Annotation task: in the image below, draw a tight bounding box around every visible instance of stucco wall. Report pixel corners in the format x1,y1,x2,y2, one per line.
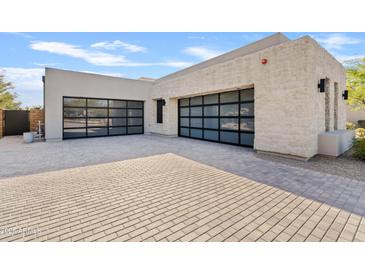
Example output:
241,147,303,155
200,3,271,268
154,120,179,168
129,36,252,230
44,68,153,141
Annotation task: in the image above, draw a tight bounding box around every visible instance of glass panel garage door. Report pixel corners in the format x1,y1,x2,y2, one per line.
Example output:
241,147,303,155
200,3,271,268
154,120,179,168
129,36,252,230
63,96,144,139
178,88,254,147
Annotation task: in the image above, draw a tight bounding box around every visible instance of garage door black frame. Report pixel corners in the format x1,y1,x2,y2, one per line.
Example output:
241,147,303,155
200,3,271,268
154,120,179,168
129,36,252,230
178,88,254,148
63,96,144,140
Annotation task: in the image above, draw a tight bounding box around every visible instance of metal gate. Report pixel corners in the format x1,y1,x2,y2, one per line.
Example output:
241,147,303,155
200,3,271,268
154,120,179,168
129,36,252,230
4,110,30,136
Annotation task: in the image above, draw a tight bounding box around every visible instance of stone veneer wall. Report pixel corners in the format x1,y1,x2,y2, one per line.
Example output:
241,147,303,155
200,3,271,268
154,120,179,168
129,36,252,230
29,109,44,132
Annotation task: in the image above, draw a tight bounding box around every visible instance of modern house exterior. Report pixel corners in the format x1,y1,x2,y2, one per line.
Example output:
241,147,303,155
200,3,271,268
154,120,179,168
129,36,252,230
44,33,349,160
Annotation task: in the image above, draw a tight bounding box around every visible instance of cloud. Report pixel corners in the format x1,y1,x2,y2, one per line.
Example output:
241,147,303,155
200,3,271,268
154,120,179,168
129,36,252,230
7,32,34,39
157,61,193,68
80,70,127,78
34,62,59,67
315,33,361,50
29,41,191,68
187,36,206,40
0,67,44,91
30,41,128,66
183,46,222,61
334,54,365,66
91,40,146,53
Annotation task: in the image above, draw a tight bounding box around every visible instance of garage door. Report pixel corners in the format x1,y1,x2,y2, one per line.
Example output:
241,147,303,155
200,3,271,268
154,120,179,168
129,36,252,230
63,96,144,139
178,88,254,147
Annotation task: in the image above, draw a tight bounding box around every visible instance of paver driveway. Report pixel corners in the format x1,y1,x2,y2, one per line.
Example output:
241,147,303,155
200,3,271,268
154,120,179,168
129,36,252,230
0,135,365,241
0,153,364,242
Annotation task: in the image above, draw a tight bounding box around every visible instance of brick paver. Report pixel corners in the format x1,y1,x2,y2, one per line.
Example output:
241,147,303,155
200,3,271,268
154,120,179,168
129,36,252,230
0,153,363,242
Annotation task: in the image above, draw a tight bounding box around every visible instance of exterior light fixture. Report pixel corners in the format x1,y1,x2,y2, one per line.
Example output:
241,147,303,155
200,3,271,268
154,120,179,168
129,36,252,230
342,90,348,100
261,58,268,64
318,79,326,93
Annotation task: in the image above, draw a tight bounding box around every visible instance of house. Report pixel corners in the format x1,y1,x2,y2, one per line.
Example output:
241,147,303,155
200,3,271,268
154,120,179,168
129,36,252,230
44,33,349,160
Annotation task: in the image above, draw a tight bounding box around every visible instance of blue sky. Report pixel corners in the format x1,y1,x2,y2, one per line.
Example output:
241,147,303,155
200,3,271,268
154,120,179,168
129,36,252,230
1,32,364,107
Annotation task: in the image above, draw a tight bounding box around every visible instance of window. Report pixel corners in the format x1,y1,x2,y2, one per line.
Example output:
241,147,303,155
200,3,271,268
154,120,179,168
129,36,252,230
157,99,164,123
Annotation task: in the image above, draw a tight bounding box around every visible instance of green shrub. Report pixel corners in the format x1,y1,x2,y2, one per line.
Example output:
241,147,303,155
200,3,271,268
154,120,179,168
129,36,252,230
353,138,365,160
355,128,365,139
353,128,365,160
346,122,357,130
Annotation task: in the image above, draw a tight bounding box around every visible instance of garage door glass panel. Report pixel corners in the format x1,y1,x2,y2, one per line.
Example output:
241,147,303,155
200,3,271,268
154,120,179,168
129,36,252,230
109,100,126,108
88,99,107,107
180,127,189,136
240,133,254,146
87,128,108,137
64,118,86,128
64,98,86,107
128,101,143,108
87,108,108,117
180,118,189,127
220,132,239,144
128,126,143,134
180,98,189,106
204,130,218,141
240,89,254,101
220,91,238,103
109,118,126,126
220,118,238,131
190,129,202,138
87,118,108,127
240,103,254,116
220,104,239,116
128,109,143,117
64,128,86,138
128,118,143,126
180,107,189,116
64,108,86,118
204,118,218,129
190,118,202,128
203,94,218,104
178,88,254,147
110,108,127,117
240,118,254,131
190,107,202,116
190,96,202,106
204,105,218,116
109,127,126,135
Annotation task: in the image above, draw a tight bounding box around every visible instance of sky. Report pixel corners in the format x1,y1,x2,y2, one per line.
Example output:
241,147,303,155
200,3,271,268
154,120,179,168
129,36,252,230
0,32,364,107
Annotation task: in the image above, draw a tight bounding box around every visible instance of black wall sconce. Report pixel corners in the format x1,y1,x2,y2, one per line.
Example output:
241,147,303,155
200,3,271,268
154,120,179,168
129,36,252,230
161,99,166,106
342,90,348,100
318,79,326,93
